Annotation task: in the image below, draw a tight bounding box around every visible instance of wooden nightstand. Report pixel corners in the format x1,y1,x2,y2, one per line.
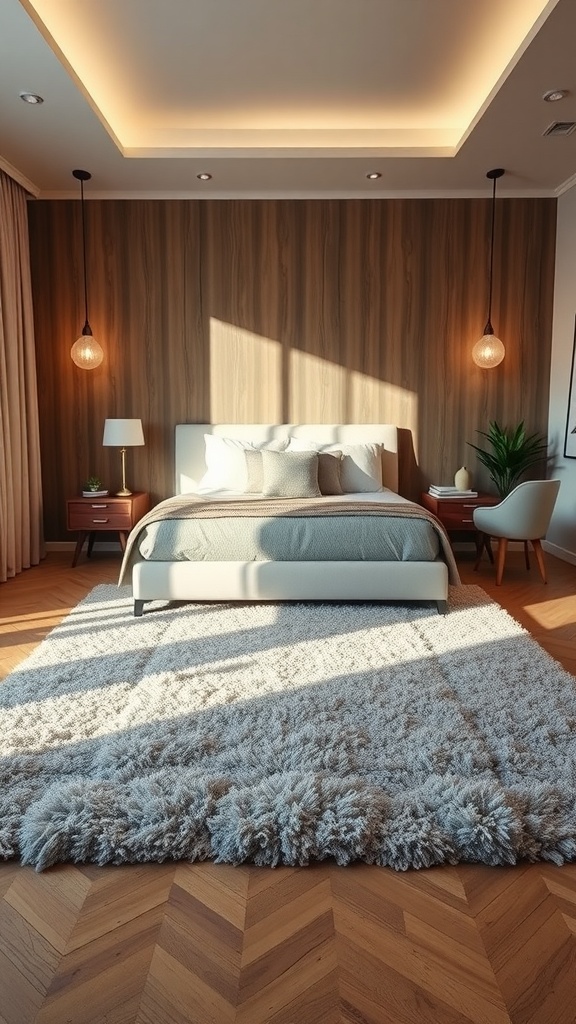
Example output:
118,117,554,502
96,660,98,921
421,491,501,559
67,491,150,567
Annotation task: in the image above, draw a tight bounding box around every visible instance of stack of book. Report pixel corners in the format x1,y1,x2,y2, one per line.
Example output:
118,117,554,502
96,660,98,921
428,484,478,498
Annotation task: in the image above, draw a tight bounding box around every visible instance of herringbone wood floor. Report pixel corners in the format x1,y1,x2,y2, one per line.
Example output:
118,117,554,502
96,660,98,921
1,548,576,1024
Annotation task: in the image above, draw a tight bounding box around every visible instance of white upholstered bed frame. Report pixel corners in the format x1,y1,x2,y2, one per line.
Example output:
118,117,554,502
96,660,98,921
131,424,449,614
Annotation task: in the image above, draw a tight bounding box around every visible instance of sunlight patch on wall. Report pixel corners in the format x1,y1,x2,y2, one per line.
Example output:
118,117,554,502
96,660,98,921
289,351,417,440
289,350,347,422
209,321,417,440
210,318,281,422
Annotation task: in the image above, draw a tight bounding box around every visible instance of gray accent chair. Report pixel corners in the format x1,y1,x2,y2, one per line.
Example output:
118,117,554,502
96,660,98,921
473,479,561,586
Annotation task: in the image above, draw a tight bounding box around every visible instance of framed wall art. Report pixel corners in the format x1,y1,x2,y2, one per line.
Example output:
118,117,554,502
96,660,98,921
564,316,576,459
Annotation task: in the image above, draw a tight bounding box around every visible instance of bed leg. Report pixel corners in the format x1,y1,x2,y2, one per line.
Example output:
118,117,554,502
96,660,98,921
134,600,145,617
436,600,448,615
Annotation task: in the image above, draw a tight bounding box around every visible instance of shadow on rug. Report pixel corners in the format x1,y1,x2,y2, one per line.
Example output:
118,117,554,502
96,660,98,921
2,584,576,871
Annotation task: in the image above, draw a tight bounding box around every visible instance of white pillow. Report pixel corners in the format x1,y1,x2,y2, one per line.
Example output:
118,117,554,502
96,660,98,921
287,438,383,492
199,435,287,492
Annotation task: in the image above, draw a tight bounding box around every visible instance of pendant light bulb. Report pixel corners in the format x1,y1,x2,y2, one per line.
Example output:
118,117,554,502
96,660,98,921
472,319,505,368
71,326,104,369
473,168,505,369
472,333,505,369
71,169,103,370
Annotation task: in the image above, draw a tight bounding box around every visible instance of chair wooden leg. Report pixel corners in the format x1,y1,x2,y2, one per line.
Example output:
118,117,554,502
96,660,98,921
495,538,508,586
524,541,530,570
531,538,548,583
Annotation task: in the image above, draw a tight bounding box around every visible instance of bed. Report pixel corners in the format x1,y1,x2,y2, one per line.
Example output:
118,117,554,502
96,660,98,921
121,424,459,615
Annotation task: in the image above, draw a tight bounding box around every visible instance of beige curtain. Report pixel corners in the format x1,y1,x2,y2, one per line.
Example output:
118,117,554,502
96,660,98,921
0,170,44,582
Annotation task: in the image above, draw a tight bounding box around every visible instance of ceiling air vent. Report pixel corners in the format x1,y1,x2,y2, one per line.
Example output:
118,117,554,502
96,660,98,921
543,121,576,136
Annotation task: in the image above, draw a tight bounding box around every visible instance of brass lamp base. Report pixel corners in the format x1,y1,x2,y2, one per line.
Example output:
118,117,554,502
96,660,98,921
115,447,133,497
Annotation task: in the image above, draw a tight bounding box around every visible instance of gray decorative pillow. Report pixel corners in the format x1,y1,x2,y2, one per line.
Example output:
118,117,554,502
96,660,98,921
261,450,321,498
317,451,343,495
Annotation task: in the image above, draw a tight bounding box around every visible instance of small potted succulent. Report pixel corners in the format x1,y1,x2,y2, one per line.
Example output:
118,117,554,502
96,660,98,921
82,475,108,498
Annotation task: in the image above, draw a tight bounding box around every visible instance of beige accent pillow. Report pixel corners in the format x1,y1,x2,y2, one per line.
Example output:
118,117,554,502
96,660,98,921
317,451,344,495
246,448,342,495
260,450,321,498
245,449,264,493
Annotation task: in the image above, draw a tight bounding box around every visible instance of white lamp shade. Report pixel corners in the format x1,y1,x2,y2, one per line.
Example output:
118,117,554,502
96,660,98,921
472,333,505,369
71,333,104,369
102,418,145,447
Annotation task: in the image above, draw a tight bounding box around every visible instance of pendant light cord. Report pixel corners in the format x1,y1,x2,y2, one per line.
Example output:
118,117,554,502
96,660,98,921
80,176,90,332
487,173,496,326
72,169,93,335
483,168,504,335
72,170,92,332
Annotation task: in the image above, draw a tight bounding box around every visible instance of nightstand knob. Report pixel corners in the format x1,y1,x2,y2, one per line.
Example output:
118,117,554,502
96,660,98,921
91,518,109,524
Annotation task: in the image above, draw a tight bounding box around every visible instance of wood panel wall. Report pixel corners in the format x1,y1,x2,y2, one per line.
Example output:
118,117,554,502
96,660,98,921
27,198,556,540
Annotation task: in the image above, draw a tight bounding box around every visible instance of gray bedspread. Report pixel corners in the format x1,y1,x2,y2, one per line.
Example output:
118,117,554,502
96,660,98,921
137,511,440,563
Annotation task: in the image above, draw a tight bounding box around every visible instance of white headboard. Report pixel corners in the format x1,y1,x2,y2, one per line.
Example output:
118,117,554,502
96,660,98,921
175,424,399,494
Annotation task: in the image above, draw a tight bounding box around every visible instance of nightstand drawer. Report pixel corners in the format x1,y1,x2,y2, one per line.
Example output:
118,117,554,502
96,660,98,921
439,502,485,528
68,509,134,530
67,499,132,516
440,511,477,528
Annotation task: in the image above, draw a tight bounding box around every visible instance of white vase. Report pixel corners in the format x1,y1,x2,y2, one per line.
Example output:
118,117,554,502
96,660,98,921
454,466,471,490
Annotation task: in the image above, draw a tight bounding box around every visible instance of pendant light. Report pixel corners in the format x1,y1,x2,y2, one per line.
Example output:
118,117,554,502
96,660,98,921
70,169,104,369
472,167,505,369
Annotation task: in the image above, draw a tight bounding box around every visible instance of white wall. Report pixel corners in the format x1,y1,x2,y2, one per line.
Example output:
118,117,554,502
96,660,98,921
546,184,576,563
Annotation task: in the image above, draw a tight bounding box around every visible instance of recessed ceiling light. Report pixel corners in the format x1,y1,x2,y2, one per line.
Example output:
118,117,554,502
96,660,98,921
197,172,212,181
366,172,381,180
19,91,44,104
543,89,568,102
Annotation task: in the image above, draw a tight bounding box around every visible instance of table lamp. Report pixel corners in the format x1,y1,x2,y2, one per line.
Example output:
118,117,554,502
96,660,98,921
102,418,144,496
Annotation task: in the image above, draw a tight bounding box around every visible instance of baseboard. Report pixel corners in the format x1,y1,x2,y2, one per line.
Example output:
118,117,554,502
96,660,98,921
45,541,122,553
541,540,576,566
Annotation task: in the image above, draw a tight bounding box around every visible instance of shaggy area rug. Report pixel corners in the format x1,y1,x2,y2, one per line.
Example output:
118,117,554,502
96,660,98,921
2,585,576,872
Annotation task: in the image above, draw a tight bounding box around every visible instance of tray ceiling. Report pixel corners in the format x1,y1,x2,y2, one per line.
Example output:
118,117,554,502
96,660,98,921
1,0,575,197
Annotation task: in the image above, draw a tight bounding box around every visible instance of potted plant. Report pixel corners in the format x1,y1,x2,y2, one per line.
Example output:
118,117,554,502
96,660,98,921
467,420,549,498
82,476,108,497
